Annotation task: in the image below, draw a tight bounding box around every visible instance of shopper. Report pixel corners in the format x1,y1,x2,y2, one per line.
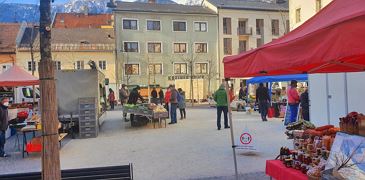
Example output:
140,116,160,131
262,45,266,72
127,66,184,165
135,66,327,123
229,87,235,103
214,84,230,130
108,88,115,110
288,80,300,124
164,86,171,118
256,83,270,121
0,97,10,158
119,84,129,121
300,88,310,121
239,86,246,101
158,89,164,105
178,88,186,120
150,87,158,104
128,86,144,121
168,85,179,124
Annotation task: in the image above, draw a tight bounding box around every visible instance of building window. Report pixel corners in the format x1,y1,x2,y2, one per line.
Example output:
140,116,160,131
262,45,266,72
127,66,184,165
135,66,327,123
99,61,107,70
148,63,162,74
147,20,161,31
27,61,36,71
123,19,138,30
195,63,208,74
238,19,248,35
125,64,140,75
147,42,161,53
195,43,207,53
239,40,247,53
223,17,231,34
256,19,264,35
173,21,186,32
223,38,232,55
174,43,187,53
271,19,279,36
316,0,322,12
75,61,84,70
123,42,139,52
194,22,207,32
174,63,187,74
55,61,61,70
286,20,290,34
257,38,263,48
296,8,301,23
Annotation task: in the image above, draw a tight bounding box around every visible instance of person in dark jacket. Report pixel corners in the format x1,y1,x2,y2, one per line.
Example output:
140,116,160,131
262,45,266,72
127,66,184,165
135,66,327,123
239,86,246,100
151,87,158,104
0,97,10,157
300,89,310,121
108,88,115,110
169,85,178,124
178,88,186,120
127,86,144,121
158,89,164,105
256,83,270,121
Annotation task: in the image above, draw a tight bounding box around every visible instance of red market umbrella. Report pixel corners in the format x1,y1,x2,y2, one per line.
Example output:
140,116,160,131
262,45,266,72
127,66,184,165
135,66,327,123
0,65,39,86
223,0,365,78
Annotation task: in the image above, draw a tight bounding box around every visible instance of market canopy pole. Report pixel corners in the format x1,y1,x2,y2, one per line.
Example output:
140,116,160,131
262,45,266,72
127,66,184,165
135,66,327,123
39,0,61,179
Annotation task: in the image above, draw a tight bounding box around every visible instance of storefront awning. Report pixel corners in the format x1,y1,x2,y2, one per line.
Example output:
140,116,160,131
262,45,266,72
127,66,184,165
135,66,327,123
247,74,308,84
223,0,365,78
0,65,39,86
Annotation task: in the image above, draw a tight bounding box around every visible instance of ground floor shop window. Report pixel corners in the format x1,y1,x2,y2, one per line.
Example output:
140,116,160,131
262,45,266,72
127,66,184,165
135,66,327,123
125,64,140,75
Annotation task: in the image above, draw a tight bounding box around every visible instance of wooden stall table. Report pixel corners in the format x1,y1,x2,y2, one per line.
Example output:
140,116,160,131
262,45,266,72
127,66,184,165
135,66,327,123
266,160,308,180
21,124,40,158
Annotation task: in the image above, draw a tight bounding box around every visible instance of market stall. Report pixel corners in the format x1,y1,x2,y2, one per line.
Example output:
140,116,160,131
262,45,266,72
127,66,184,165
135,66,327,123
122,103,168,128
222,0,365,179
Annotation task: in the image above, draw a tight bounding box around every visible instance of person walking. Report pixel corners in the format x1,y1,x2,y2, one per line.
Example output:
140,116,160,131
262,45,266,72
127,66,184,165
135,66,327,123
256,83,270,121
158,89,164,105
0,97,10,157
178,88,186,120
128,86,144,121
169,85,178,124
300,88,310,121
108,88,115,110
164,86,171,118
119,84,129,121
214,84,230,130
288,80,300,124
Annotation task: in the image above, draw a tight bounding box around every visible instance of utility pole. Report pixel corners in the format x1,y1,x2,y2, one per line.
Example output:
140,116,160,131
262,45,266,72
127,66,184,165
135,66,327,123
30,25,38,105
39,0,61,179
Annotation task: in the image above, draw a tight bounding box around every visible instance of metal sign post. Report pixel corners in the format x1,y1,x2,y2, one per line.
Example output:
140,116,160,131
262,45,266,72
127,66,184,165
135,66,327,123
225,78,238,180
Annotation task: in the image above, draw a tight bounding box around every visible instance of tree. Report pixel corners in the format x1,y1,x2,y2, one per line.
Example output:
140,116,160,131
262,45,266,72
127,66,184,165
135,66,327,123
205,56,218,96
39,0,61,179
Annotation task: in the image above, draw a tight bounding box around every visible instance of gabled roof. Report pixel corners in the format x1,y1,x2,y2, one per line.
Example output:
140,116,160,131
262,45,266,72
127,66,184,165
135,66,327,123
52,13,113,28
0,23,21,53
113,2,216,15
205,0,288,12
18,28,115,51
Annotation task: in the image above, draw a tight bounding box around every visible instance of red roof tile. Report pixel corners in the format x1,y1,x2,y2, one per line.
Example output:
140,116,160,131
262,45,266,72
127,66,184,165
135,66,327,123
53,13,113,28
0,23,21,53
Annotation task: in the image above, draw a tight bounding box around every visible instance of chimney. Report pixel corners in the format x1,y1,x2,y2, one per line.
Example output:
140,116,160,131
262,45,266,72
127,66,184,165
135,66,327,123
148,0,156,3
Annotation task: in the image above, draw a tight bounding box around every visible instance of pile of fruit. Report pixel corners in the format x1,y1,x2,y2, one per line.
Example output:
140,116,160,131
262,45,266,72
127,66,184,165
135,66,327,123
153,105,167,113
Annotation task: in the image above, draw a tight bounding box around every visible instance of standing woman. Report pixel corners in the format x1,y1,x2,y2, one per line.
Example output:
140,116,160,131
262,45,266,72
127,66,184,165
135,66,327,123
164,86,171,118
178,88,186,120
158,89,164,105
108,88,115,110
287,80,300,124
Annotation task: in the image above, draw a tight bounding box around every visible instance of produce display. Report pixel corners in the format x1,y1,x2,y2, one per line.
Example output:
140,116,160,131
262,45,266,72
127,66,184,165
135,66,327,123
123,103,167,117
278,124,340,179
339,112,365,136
285,120,315,139
8,103,32,109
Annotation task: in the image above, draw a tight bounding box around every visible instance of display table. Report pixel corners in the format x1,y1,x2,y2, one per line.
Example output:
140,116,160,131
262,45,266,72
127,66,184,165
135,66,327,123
266,160,307,180
122,107,168,128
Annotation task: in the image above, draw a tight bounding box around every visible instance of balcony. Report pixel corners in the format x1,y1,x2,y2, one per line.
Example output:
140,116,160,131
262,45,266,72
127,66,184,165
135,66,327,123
237,27,252,36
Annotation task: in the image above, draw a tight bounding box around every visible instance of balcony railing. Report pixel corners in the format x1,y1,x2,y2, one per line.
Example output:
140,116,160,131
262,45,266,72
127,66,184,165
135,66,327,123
237,27,253,36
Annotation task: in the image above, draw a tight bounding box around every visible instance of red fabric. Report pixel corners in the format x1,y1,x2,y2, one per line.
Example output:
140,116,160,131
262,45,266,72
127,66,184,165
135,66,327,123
266,160,308,180
288,88,300,104
108,92,115,102
0,65,39,86
224,0,365,78
229,90,235,103
165,90,171,103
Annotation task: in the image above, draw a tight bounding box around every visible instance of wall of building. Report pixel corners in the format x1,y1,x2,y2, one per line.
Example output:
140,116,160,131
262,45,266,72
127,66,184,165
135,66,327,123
115,11,219,98
289,0,332,30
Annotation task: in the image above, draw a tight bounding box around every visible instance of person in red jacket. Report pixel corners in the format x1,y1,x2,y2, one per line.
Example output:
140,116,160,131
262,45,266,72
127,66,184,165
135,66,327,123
164,86,171,118
108,88,116,110
287,80,300,124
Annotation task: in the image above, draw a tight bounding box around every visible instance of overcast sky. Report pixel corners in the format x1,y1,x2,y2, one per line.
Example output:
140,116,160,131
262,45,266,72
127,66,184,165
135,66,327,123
3,0,187,5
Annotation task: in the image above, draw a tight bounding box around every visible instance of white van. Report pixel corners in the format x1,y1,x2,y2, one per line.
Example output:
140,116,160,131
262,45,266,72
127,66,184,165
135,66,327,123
14,86,40,103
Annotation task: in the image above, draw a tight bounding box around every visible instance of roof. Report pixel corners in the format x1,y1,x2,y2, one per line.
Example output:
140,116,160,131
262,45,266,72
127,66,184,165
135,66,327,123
205,0,288,11
113,2,217,15
0,23,21,53
18,28,115,51
52,13,113,28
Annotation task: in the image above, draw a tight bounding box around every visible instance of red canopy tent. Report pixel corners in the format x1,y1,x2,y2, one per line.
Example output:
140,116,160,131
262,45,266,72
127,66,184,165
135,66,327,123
0,65,39,86
223,0,365,78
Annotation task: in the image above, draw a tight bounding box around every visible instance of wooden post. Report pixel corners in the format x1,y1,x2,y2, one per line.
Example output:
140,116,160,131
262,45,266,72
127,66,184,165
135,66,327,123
39,0,61,179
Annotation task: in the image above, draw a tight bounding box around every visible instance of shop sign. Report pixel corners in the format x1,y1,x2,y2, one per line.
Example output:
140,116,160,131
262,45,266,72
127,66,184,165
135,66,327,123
168,75,205,81
236,129,256,151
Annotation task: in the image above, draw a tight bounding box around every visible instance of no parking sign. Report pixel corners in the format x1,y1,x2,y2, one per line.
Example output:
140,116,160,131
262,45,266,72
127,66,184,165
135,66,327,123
236,129,256,151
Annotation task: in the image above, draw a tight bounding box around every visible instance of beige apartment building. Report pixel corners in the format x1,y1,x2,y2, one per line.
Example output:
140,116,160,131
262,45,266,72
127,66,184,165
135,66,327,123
110,1,219,100
202,0,289,86
289,0,332,30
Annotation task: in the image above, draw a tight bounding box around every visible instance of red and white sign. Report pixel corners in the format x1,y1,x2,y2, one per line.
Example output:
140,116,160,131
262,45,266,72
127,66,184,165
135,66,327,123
237,130,256,151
